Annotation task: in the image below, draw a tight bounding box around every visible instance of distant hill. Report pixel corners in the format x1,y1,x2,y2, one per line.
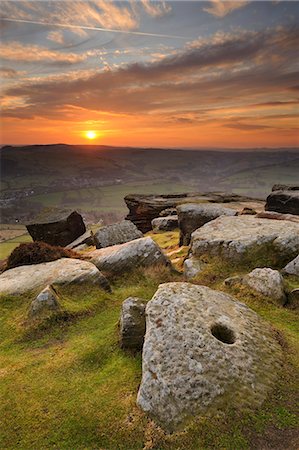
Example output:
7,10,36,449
1,144,298,223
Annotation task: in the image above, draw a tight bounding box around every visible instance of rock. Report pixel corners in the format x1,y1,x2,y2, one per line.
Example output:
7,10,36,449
224,276,241,287
177,203,237,246
183,257,205,279
93,220,142,249
272,184,299,191
120,297,146,351
265,191,299,215
241,268,286,305
29,285,60,317
286,289,299,309
237,207,257,215
125,192,256,233
66,230,95,249
89,237,171,277
190,216,299,265
151,216,178,232
137,282,281,432
159,208,177,217
283,255,299,276
0,258,110,296
26,210,86,247
256,211,299,224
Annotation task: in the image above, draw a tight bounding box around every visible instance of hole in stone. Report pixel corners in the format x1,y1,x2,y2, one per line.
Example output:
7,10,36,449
211,323,236,344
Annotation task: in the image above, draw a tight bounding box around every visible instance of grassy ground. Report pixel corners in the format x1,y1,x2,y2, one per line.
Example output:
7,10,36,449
0,232,298,449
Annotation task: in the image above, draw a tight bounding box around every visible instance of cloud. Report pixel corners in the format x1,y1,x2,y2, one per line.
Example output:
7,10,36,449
2,25,298,127
0,67,19,78
0,41,88,64
140,0,172,18
47,30,65,45
203,1,249,18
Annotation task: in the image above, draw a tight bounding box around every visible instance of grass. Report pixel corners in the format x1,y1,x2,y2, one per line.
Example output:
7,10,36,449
0,239,298,448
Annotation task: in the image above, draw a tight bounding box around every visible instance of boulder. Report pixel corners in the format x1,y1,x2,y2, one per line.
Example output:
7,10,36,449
94,220,142,249
286,289,299,309
137,282,281,432
124,192,256,233
159,208,177,217
265,191,299,215
183,257,205,279
177,203,237,246
0,258,110,296
29,285,60,317
89,237,171,277
120,297,146,351
283,255,299,276
256,211,299,224
151,216,178,232
26,210,86,247
66,230,95,249
190,216,299,266
239,268,286,305
272,184,299,191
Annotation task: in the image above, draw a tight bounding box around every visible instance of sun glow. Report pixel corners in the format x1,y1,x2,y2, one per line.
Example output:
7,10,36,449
85,130,97,140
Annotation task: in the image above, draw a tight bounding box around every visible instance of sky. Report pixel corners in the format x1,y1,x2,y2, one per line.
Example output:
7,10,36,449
0,0,298,148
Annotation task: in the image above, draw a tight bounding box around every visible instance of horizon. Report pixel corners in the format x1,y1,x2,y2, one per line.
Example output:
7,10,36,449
1,1,298,148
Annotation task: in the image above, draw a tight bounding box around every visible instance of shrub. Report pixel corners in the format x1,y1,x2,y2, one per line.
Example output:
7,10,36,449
6,241,81,270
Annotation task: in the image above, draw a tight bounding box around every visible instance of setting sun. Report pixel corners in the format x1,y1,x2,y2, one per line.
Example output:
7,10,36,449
85,130,97,140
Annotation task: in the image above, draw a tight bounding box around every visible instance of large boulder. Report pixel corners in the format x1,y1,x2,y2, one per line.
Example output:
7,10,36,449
137,282,281,432
177,203,237,246
265,191,299,216
283,255,299,276
26,210,86,247
151,216,178,232
89,237,171,277
94,220,142,249
0,258,110,296
272,184,299,191
29,285,61,317
190,216,299,266
119,297,146,352
228,268,286,306
124,192,256,233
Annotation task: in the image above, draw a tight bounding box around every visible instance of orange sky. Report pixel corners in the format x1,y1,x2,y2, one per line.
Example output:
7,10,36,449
1,1,298,148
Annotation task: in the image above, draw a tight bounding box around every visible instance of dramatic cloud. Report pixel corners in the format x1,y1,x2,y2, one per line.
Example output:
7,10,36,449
203,1,249,18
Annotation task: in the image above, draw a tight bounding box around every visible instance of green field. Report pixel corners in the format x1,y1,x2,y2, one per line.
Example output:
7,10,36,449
0,233,298,449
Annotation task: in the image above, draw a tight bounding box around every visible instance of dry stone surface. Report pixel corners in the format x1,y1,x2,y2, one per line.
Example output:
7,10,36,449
120,297,146,351
0,258,110,295
94,220,142,249
29,285,60,317
89,237,171,276
151,216,178,232
239,268,286,305
283,255,299,276
137,282,282,432
190,216,299,264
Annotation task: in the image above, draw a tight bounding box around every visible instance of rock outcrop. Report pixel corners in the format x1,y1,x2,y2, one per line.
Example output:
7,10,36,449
151,216,178,232
89,237,171,276
120,297,146,351
227,268,286,306
177,203,237,246
283,255,299,276
265,190,299,216
0,258,110,296
124,192,257,233
137,282,281,432
94,220,142,249
272,184,299,191
29,285,60,317
26,210,86,247
190,216,299,266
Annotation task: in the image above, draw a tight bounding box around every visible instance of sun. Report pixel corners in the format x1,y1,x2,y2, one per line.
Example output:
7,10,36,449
85,130,97,140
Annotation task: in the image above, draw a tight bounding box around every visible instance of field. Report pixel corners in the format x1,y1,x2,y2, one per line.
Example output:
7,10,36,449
0,232,298,449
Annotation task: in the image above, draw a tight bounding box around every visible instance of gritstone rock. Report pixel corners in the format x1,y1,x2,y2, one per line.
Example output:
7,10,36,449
137,282,282,432
94,220,142,249
0,258,110,295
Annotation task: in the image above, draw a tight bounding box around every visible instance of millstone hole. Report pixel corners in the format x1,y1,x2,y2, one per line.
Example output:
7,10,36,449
211,323,236,344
